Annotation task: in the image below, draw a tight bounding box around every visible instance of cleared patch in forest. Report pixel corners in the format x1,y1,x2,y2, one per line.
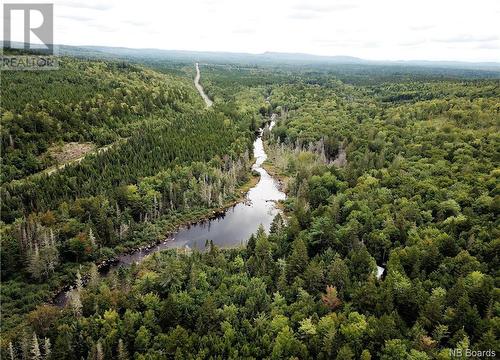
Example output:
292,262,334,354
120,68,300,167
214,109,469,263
47,142,95,165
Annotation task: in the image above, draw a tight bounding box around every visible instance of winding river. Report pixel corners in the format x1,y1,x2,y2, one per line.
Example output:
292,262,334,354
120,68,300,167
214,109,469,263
118,121,285,264
53,66,285,306
54,64,384,306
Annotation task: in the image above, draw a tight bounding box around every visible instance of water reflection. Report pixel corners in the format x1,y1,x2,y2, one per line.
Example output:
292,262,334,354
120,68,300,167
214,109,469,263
54,121,285,305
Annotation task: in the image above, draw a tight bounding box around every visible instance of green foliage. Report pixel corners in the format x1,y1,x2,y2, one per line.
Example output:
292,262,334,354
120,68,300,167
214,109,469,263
0,57,258,337
1,58,499,359
1,58,202,182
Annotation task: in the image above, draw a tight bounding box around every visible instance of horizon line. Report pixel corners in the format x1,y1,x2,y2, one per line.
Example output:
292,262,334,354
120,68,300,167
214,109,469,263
3,41,500,66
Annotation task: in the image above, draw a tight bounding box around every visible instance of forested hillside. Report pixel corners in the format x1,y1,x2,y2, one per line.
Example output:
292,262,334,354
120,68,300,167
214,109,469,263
1,59,499,359
0,58,206,182
0,57,260,344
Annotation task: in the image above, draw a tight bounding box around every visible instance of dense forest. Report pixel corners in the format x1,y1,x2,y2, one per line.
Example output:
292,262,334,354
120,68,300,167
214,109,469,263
1,55,499,359
1,58,200,182
0,56,260,341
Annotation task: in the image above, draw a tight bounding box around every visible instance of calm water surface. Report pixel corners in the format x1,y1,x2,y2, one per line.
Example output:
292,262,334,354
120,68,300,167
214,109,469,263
119,124,285,264
55,121,285,305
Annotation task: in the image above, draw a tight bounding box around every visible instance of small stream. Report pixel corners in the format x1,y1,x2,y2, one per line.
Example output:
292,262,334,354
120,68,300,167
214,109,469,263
54,120,285,306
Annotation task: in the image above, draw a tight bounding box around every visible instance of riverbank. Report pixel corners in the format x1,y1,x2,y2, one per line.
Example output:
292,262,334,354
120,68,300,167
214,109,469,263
261,161,289,194
50,170,260,304
52,111,287,305
50,66,272,306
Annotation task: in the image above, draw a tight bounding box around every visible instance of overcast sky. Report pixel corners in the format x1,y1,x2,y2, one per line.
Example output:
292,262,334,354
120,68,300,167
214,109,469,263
5,0,500,61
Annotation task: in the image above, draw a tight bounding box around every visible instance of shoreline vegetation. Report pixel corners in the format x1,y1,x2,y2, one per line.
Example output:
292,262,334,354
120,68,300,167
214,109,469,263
49,110,283,307
1,53,498,359
0,57,261,339
49,170,261,305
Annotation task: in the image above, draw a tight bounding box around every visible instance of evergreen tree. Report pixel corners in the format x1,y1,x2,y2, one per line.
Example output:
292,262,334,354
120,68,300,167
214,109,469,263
8,342,16,360
117,339,129,360
287,237,309,281
43,338,51,360
31,333,41,360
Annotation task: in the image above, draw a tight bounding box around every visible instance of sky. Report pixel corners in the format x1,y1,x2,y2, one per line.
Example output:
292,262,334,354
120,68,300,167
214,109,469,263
4,0,500,62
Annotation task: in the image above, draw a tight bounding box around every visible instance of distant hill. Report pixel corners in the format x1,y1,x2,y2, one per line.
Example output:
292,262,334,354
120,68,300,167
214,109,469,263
3,41,500,73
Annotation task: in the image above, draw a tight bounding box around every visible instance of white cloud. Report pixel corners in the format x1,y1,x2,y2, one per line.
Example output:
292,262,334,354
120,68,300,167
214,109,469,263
41,0,500,61
293,2,358,12
58,0,116,11
433,35,499,43
59,14,93,22
409,25,435,32
288,12,320,20
121,19,149,27
232,28,255,35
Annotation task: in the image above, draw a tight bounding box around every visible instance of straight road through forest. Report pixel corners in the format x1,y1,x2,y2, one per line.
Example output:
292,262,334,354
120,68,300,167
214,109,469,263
194,63,213,107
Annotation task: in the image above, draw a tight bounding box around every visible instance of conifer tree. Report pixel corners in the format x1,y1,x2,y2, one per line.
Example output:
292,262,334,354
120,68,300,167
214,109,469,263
43,338,51,360
117,339,129,360
31,333,41,360
8,342,16,360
